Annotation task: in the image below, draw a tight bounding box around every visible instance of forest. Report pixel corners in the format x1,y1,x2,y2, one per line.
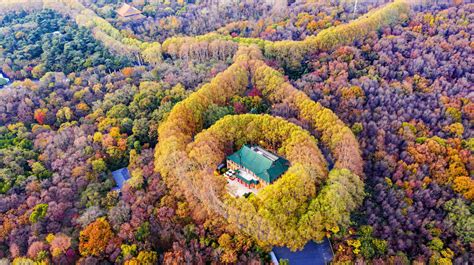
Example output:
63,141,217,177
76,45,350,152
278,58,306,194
0,10,130,80
0,0,472,264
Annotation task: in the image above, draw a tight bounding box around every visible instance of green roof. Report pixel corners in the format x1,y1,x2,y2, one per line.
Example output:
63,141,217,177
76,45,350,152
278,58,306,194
227,145,289,183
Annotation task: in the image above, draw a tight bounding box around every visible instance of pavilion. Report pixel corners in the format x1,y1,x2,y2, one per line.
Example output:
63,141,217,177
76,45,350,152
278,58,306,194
226,145,289,189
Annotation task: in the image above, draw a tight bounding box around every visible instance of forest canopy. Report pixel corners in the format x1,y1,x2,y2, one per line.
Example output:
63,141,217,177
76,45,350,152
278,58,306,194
0,9,130,80
0,0,472,264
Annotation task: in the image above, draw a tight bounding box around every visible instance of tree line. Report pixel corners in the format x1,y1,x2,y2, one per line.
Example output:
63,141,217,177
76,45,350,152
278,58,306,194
155,45,364,250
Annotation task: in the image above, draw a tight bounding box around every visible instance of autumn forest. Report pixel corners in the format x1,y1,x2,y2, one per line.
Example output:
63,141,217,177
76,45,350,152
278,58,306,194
0,0,472,264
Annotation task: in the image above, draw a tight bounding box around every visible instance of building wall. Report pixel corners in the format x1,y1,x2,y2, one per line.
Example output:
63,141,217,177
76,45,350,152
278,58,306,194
227,159,238,171
226,159,269,189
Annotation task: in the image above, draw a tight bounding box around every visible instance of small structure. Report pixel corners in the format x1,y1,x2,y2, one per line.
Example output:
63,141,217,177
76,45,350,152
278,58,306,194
226,145,289,189
112,168,131,190
217,163,226,173
116,3,143,19
0,72,9,87
271,238,334,265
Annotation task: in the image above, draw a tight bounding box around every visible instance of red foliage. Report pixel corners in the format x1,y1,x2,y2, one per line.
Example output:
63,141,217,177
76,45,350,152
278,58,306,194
233,102,247,114
34,109,47,125
247,87,262,97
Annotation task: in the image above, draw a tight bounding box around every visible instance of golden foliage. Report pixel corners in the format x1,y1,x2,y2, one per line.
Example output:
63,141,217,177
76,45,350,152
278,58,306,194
155,46,364,249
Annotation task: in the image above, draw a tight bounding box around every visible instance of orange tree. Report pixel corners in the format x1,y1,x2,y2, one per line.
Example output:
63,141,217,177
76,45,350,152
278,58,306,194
79,217,115,257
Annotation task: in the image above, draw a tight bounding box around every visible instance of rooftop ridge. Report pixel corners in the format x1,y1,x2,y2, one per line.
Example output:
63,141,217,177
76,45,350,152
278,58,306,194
251,145,279,161
117,3,141,18
228,144,289,184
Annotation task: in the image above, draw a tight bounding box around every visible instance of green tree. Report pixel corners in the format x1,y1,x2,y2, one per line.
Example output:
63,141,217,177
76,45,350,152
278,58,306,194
443,199,473,244
30,204,48,223
351,122,363,135
31,162,52,180
107,104,130,119
135,222,150,242
203,104,234,128
92,159,107,174
429,237,444,252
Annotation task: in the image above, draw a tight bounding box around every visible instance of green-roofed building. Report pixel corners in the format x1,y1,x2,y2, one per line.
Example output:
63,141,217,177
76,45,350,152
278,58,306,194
226,145,290,188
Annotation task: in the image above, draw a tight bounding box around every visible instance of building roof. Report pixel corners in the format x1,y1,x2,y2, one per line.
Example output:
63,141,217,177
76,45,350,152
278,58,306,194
116,3,142,18
227,145,289,183
112,168,131,189
272,238,334,265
